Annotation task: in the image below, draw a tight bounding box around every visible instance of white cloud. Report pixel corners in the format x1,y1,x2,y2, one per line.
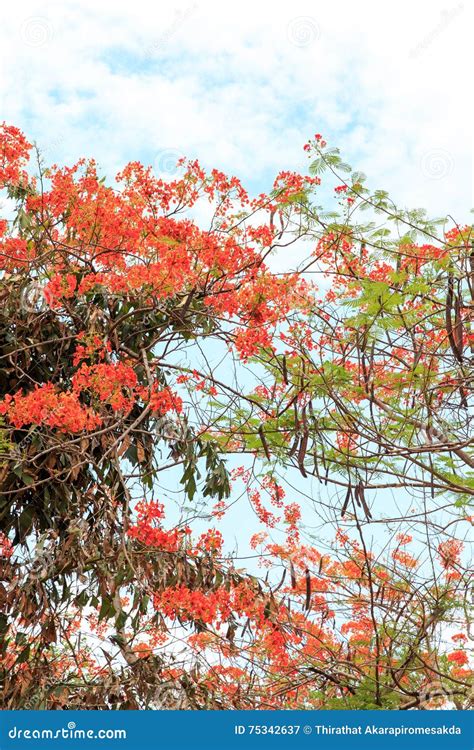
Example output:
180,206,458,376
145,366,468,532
0,0,472,220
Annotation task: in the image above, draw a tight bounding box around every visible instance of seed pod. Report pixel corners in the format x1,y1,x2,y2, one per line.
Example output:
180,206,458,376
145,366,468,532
297,429,309,477
300,360,306,390
290,561,297,589
273,568,286,593
469,242,474,302
446,274,463,362
357,480,372,520
454,293,464,358
258,426,271,460
305,568,311,611
226,622,236,644
269,209,276,231
313,451,320,479
341,485,352,517
294,401,300,432
353,482,362,508
288,434,299,458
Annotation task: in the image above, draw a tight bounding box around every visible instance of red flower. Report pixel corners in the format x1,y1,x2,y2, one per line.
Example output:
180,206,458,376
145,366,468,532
437,540,463,569
1,384,102,433
148,386,183,415
447,650,468,666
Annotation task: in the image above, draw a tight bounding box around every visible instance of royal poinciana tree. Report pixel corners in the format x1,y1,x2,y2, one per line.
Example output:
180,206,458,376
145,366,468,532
0,124,472,709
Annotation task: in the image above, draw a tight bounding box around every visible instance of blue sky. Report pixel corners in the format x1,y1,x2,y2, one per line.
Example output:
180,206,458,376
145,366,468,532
1,0,472,220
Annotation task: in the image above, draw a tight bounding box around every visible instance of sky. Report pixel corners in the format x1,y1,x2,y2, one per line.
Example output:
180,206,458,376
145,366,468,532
0,0,472,565
0,0,472,221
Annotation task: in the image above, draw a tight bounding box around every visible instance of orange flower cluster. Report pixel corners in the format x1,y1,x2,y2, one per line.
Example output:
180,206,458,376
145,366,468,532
127,500,190,552
0,123,31,186
0,384,101,433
